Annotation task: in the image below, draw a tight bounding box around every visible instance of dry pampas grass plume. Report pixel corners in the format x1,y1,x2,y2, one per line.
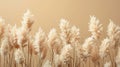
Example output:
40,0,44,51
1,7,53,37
0,37,10,56
0,17,5,38
99,38,110,58
14,49,25,64
89,16,103,39
33,27,47,57
104,61,111,67
107,20,120,48
17,10,34,47
60,44,73,64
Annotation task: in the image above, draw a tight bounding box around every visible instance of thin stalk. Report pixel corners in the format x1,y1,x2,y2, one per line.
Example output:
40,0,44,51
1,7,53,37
109,54,113,67
10,50,14,67
94,63,96,67
4,56,5,67
79,59,81,67
7,55,8,67
73,45,76,67
22,47,27,67
14,61,16,67
111,49,116,67
28,41,30,67
21,63,24,67
83,61,84,67
51,49,54,67
89,57,90,67
76,58,80,67
97,62,100,67
30,54,32,67
38,54,41,67
8,53,10,67
33,55,34,67
102,57,104,67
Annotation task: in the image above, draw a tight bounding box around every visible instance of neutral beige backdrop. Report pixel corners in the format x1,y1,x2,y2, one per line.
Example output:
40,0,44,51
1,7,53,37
0,0,120,42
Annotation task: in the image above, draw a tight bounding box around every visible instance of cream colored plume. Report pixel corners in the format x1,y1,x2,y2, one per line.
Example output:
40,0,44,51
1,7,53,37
0,37,10,56
33,27,46,55
48,28,61,49
22,9,34,29
82,36,96,57
48,28,57,45
99,38,110,58
0,16,5,24
43,60,51,67
17,10,34,46
0,17,5,38
34,27,46,45
104,61,111,67
89,16,103,39
14,49,25,64
107,20,117,37
60,44,72,64
69,25,80,44
107,20,120,46
10,24,17,45
17,27,28,46
59,19,70,44
59,19,70,31
54,54,61,67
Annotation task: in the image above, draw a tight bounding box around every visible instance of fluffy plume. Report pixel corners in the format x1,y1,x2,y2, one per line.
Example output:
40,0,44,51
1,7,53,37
60,44,72,64
69,25,80,45
104,61,111,67
9,24,18,48
59,19,80,46
48,28,58,46
107,20,120,38
33,27,47,59
17,27,28,47
17,10,34,47
82,37,97,57
59,19,70,32
22,10,34,29
107,20,120,47
99,38,110,58
54,54,61,67
35,28,46,44
48,28,61,54
28,35,34,55
4,24,15,50
43,60,51,67
33,28,44,55
59,19,71,44
0,17,5,38
14,49,25,64
0,37,10,56
89,16,103,39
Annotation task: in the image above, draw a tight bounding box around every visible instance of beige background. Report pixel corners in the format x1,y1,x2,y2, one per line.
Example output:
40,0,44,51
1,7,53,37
0,0,120,42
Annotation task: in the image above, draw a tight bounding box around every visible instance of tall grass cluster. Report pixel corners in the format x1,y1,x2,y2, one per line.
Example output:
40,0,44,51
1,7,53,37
0,10,120,67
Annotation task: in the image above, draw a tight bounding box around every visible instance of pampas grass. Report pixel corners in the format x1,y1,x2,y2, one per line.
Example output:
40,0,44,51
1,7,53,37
14,49,25,64
104,61,111,67
0,10,120,67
